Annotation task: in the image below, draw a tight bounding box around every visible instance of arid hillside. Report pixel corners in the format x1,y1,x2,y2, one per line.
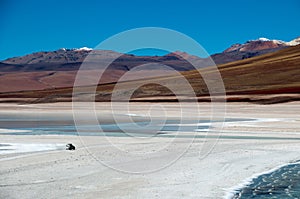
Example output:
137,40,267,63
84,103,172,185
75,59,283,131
0,45,299,104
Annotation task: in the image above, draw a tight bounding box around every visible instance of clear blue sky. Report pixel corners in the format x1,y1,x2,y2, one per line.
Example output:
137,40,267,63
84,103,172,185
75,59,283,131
0,0,299,60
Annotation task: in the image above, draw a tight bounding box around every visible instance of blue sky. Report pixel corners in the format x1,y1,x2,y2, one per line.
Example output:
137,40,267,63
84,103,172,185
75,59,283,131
0,0,299,60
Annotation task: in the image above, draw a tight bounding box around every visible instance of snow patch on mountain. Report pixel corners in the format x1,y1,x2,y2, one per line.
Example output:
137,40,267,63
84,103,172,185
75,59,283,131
286,37,300,46
224,36,300,53
74,47,93,51
258,37,270,41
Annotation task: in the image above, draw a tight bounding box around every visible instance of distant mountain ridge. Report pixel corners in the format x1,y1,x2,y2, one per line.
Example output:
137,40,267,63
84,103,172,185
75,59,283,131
2,36,299,67
211,36,300,64
1,45,300,104
224,37,300,52
2,48,92,65
0,36,299,93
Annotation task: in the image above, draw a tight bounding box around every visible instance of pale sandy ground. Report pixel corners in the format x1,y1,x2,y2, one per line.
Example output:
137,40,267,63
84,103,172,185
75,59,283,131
0,102,300,199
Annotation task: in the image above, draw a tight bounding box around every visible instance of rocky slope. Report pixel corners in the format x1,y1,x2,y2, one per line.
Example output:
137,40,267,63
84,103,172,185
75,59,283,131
211,37,300,64
0,37,299,93
1,45,300,104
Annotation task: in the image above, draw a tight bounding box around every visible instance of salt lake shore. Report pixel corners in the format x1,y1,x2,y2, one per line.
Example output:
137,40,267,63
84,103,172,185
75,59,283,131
0,102,300,199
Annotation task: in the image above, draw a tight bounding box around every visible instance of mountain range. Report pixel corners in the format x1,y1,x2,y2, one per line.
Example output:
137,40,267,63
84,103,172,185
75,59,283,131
0,36,299,104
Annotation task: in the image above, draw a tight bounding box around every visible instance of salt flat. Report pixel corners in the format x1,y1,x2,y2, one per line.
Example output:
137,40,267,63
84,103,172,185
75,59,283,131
0,102,300,198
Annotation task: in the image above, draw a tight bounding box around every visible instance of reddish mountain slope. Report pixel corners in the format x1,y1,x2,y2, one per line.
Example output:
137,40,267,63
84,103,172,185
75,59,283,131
1,45,299,104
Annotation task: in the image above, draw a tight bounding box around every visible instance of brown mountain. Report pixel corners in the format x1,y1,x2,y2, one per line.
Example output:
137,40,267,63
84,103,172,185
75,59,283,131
1,48,200,72
0,37,299,95
3,37,299,70
223,38,285,52
211,37,300,64
1,44,299,104
0,49,199,92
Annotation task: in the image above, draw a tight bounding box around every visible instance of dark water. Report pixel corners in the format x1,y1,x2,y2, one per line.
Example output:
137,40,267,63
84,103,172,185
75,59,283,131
0,118,250,136
232,162,300,199
2,118,300,141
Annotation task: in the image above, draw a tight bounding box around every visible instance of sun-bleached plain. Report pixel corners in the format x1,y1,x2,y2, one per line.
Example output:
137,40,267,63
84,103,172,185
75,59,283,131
0,102,300,199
